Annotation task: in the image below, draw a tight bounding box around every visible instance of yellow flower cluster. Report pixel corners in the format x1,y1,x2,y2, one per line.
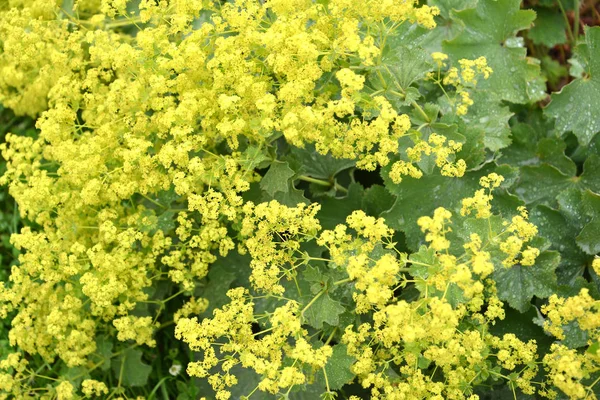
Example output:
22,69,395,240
341,296,538,399
0,7,84,116
543,288,600,341
461,173,504,218
334,189,543,399
239,201,321,295
593,257,600,276
81,379,109,397
429,54,493,115
0,352,28,398
0,0,444,380
542,343,595,399
500,207,540,267
538,285,600,399
389,133,466,184
462,174,540,268
0,0,587,399
418,207,453,251
175,288,331,399
164,173,557,399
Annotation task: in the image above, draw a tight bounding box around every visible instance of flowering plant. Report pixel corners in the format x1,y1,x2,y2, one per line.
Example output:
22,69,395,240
1,0,600,399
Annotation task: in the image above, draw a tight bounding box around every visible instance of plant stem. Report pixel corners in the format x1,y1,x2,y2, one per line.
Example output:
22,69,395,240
557,0,575,44
412,101,431,123
573,0,580,42
297,175,348,194
298,175,330,187
301,290,324,316
106,16,144,29
324,327,337,345
333,277,351,286
323,366,331,392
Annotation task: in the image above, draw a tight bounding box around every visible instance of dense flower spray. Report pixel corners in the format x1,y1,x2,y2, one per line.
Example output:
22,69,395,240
0,1,598,399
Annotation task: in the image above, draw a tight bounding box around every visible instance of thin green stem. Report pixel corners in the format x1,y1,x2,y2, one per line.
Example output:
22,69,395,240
323,366,331,392
557,0,575,43
141,194,167,209
587,374,600,394
333,278,352,286
117,356,125,388
306,256,333,263
301,290,324,316
298,175,330,187
573,0,580,42
324,328,337,345
244,384,260,399
297,175,348,194
148,376,171,400
106,16,144,29
411,101,431,123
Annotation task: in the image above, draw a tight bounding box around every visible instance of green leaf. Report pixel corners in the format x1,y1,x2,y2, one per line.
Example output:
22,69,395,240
420,1,478,52
552,188,600,264
200,252,251,316
512,164,574,206
493,251,560,312
156,210,176,233
455,123,486,168
221,365,272,400
60,0,75,17
318,344,355,391
289,382,328,400
270,180,309,207
364,36,431,109
561,320,589,349
500,124,576,176
528,9,568,47
288,145,355,180
91,336,113,372
461,92,513,151
556,188,600,231
302,292,345,330
362,185,395,217
475,384,536,399
176,380,201,400
452,215,507,261
536,138,577,177
569,57,587,79
59,365,88,388
443,0,544,104
588,341,600,356
408,246,438,280
411,103,440,126
157,186,179,206
541,55,569,87
380,42,432,90
430,0,477,19
316,183,364,230
530,205,588,285
302,264,330,295
580,154,600,194
545,27,600,145
137,209,158,233
576,219,600,255
239,145,270,171
111,348,152,387
260,161,296,196
512,155,600,207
